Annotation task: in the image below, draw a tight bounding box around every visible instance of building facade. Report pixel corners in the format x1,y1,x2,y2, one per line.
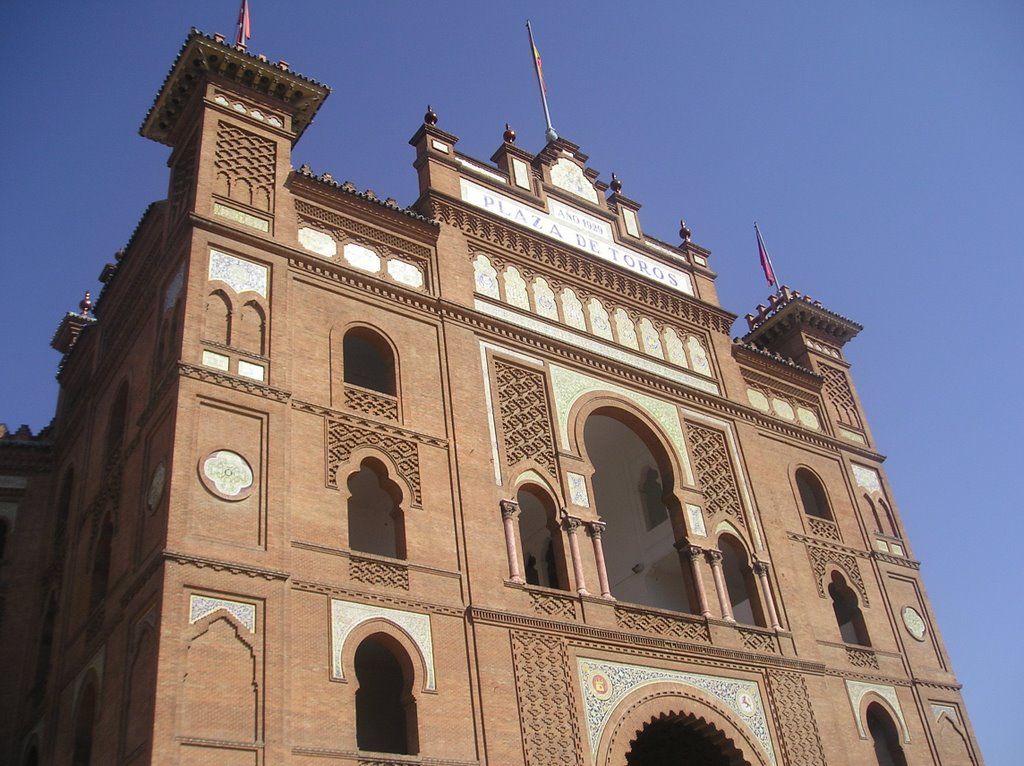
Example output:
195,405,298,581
0,30,983,765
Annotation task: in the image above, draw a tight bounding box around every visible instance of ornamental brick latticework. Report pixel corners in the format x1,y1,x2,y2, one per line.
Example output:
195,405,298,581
0,27,983,766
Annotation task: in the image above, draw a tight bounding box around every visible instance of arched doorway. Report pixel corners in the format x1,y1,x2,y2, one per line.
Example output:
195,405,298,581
626,711,749,765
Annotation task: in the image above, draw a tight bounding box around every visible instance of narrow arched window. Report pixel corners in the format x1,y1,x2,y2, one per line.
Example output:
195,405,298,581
236,300,266,355
71,682,97,766
88,516,114,611
0,519,8,561
829,571,870,646
354,636,418,755
516,487,568,590
205,290,232,345
867,703,908,766
32,594,57,698
796,468,832,520
56,468,74,536
720,536,765,626
105,383,130,464
347,460,405,559
344,328,396,395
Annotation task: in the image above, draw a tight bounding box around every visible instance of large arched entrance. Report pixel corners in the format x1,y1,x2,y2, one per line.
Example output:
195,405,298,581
626,711,749,765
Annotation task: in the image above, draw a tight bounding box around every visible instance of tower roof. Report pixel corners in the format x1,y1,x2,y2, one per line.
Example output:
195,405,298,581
741,286,862,348
140,29,330,146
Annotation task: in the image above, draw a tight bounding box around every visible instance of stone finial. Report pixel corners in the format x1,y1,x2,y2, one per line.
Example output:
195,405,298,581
79,291,92,317
424,105,438,126
679,220,692,242
298,163,312,176
503,123,517,144
609,173,622,193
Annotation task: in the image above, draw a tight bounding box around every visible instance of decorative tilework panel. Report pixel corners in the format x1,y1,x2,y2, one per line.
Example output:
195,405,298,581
331,599,434,690
189,595,256,633
208,250,268,297
577,657,775,765
846,680,909,743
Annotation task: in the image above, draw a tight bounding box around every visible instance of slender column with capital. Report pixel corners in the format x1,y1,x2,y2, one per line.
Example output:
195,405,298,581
706,549,734,622
561,513,590,596
587,521,613,599
753,560,783,630
677,542,711,618
499,500,525,584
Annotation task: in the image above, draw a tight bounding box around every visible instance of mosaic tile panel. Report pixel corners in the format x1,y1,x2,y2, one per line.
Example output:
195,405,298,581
189,595,256,633
208,249,268,297
577,657,775,765
846,680,909,743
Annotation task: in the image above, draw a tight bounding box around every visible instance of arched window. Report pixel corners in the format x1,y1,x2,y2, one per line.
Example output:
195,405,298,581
796,468,832,520
236,300,266,355
88,515,114,611
866,703,908,766
516,486,568,590
583,411,694,613
829,571,870,646
32,594,57,698
72,682,97,766
344,328,396,395
720,535,765,626
347,460,405,559
205,290,232,345
354,636,418,755
105,382,130,464
56,468,74,535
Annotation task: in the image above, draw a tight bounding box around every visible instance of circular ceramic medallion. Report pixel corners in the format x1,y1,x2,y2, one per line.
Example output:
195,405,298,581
200,450,254,500
901,606,927,641
147,462,166,512
588,671,614,701
736,687,758,717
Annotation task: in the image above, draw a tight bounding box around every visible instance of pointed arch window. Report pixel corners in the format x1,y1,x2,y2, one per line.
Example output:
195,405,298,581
516,486,568,590
354,636,418,755
344,328,396,395
866,703,908,766
347,460,406,559
830,571,870,646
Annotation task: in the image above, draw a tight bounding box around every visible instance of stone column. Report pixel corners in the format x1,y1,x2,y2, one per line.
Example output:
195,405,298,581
561,512,590,596
677,542,711,618
587,521,613,599
499,500,524,584
706,549,734,622
753,560,783,630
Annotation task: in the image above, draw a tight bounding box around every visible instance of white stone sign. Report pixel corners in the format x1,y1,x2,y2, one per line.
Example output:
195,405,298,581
460,178,693,296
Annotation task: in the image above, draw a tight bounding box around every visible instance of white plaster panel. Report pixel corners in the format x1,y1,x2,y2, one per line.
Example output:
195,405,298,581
846,680,910,743
298,226,338,258
189,594,256,633
852,464,883,493
331,599,435,690
209,250,268,297
548,363,695,486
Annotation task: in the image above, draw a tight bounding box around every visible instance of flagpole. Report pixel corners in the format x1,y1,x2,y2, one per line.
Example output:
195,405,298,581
526,21,558,143
754,222,781,290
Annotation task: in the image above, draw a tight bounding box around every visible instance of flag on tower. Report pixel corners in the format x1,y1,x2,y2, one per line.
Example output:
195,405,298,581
754,223,777,287
235,0,252,47
526,21,558,143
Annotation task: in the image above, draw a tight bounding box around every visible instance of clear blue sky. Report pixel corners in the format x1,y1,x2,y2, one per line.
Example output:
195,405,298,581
1,2,1019,761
